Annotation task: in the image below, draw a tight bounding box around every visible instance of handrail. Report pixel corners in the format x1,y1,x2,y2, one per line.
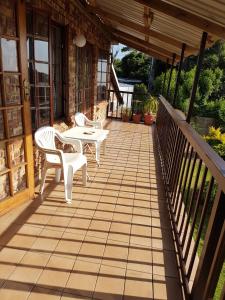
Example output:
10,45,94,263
156,96,225,300
159,95,225,193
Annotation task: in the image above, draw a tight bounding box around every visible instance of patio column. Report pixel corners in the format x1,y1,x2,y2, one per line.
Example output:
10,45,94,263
186,31,208,123
166,53,176,100
173,43,186,107
162,58,169,96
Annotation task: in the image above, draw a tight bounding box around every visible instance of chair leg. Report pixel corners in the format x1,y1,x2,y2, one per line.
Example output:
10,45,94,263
82,164,87,186
55,168,61,183
64,166,73,203
95,142,101,166
39,164,48,195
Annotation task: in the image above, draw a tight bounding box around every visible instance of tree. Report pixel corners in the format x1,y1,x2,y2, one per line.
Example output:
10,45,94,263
114,49,152,86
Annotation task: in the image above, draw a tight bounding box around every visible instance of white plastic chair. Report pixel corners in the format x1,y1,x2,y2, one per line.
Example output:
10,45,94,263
74,112,103,164
35,126,87,203
74,112,103,129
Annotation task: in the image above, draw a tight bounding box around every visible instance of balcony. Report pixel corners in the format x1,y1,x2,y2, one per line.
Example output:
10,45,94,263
0,120,184,300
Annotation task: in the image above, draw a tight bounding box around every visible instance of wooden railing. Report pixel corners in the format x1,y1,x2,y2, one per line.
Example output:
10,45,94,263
156,96,225,300
107,89,149,119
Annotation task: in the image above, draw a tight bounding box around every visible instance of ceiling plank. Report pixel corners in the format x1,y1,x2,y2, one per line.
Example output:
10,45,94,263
113,28,180,58
134,0,225,39
89,6,197,51
113,35,173,63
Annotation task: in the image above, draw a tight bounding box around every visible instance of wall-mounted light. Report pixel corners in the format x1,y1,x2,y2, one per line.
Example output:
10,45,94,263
73,33,86,47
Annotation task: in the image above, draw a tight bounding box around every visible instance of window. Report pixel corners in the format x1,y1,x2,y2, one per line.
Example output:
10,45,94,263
26,10,50,131
75,43,93,113
51,23,66,120
97,50,109,102
27,11,66,130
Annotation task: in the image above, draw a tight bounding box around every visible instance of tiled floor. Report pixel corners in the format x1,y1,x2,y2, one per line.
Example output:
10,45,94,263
0,121,184,300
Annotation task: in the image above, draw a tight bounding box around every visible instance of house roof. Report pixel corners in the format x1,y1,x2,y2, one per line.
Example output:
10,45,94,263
84,0,225,63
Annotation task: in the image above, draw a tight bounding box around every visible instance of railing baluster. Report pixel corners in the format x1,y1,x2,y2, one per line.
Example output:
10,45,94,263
156,96,225,299
187,175,214,279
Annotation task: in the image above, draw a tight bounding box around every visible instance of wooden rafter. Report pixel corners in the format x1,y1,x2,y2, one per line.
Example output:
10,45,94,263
88,6,197,51
112,29,180,59
134,0,225,39
113,35,173,63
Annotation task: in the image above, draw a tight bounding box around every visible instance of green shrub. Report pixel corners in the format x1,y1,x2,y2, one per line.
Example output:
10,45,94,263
204,126,225,159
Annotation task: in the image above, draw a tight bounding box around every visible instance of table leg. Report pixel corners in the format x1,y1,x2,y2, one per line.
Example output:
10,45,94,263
95,141,101,166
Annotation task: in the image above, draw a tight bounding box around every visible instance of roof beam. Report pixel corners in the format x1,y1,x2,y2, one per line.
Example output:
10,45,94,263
113,35,173,63
134,0,225,39
112,28,180,58
89,6,196,51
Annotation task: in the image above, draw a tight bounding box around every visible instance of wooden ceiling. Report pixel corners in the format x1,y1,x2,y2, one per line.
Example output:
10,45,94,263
84,0,225,63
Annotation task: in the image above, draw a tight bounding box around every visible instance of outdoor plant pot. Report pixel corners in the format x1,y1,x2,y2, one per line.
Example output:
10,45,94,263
133,113,142,124
144,114,154,125
122,115,130,122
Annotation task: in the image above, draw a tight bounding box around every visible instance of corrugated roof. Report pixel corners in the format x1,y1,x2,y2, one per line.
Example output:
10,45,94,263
85,0,225,63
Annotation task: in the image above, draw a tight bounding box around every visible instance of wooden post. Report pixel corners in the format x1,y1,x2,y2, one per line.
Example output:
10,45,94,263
166,53,176,100
162,58,169,95
173,43,186,107
186,32,207,123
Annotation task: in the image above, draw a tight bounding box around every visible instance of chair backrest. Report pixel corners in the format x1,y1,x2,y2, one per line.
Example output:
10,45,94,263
34,126,56,151
74,112,87,127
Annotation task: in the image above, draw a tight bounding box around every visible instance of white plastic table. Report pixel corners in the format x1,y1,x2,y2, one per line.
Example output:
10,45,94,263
62,127,109,165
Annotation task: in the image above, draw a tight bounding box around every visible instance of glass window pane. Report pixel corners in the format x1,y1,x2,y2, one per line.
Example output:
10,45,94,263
0,77,2,106
0,174,10,201
35,63,49,86
13,165,26,194
34,40,48,62
36,87,50,107
9,138,25,167
27,37,34,60
39,108,50,126
0,1,16,36
7,108,23,137
102,61,107,73
34,13,48,37
0,143,7,171
1,39,18,71
101,72,107,83
0,111,5,140
4,75,21,105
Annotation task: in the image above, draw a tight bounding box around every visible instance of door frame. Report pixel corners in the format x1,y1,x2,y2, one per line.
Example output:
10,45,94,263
0,0,34,214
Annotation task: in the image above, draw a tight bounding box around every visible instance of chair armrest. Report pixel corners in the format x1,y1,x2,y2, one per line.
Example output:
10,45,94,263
36,146,65,165
56,134,83,153
86,120,103,129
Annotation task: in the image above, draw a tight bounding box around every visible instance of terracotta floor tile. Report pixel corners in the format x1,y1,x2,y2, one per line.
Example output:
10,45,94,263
37,255,74,291
27,287,61,300
78,236,106,264
103,241,128,269
0,121,184,300
0,281,33,300
124,269,153,300
94,265,125,300
65,260,100,297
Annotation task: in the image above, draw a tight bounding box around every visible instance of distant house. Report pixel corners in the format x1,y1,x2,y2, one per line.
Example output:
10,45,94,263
108,66,141,117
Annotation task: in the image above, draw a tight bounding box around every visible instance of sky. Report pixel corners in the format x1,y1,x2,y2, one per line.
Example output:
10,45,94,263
112,43,130,60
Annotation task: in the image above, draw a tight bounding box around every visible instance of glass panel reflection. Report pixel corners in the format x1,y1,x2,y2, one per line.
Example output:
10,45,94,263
34,13,48,37
1,39,18,72
37,87,50,106
7,108,23,137
35,63,49,86
0,174,10,200
13,165,27,194
34,40,48,62
39,108,50,126
9,138,25,167
4,75,21,105
0,111,5,140
0,143,7,171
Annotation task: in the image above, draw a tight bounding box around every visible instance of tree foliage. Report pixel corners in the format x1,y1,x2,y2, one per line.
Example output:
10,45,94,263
114,50,152,85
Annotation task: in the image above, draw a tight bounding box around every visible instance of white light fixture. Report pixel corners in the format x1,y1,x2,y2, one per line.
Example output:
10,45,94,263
73,33,86,47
